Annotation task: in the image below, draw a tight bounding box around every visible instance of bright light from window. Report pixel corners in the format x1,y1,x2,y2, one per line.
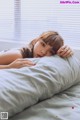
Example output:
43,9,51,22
0,0,14,41
0,0,80,48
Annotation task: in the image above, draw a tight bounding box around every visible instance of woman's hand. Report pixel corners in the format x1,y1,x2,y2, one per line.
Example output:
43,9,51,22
57,45,73,58
8,58,35,69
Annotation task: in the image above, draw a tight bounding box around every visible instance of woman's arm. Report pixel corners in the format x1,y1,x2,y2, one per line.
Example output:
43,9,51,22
57,45,73,57
0,64,11,69
0,58,35,69
0,49,22,65
0,49,22,69
0,49,35,69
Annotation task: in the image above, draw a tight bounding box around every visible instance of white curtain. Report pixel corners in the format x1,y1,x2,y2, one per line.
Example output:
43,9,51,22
0,0,80,48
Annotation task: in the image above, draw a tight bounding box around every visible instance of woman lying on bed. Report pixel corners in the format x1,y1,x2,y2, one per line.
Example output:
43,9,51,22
0,31,73,69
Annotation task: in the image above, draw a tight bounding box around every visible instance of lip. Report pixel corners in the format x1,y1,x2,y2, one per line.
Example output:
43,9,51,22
37,54,42,57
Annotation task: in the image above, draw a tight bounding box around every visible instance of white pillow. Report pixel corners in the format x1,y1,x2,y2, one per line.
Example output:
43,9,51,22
0,55,80,118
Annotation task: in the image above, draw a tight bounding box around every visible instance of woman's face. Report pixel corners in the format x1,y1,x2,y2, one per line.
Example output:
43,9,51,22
33,39,54,58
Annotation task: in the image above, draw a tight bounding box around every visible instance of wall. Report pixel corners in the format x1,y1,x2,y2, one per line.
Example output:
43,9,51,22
0,40,24,51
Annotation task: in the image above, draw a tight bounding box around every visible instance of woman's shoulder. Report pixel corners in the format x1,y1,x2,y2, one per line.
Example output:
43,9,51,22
0,48,23,58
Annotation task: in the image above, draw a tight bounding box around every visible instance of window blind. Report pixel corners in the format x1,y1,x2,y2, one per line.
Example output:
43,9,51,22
0,0,14,41
0,0,80,48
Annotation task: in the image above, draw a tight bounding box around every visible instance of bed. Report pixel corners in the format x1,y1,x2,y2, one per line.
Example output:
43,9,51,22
0,47,80,120
10,82,80,120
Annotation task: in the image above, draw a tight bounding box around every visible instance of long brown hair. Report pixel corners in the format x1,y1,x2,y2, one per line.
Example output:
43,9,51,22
21,31,64,58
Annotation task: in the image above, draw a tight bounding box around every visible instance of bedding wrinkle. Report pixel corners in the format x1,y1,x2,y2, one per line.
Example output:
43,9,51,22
0,55,80,118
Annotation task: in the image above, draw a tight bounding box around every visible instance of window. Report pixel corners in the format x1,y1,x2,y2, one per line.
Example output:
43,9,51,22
0,0,80,48
0,0,14,41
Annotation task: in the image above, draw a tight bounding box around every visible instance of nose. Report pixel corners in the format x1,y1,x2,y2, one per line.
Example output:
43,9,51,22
41,50,46,56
